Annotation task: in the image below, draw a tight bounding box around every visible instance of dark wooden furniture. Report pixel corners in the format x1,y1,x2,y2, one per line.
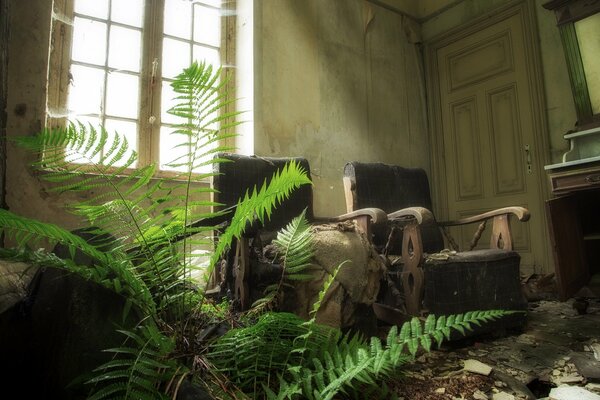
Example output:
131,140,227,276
213,153,387,310
343,162,530,317
542,1,600,299
545,157,600,300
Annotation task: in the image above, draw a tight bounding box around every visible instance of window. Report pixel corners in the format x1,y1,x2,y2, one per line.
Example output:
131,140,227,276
48,0,234,173
543,0,600,130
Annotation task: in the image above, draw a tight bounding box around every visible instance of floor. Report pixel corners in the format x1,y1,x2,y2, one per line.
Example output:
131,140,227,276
392,275,600,400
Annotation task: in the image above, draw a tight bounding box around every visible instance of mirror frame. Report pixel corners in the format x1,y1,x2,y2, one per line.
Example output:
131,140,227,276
543,0,600,130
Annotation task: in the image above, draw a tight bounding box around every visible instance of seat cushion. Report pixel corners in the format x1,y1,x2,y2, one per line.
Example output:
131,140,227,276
423,249,527,316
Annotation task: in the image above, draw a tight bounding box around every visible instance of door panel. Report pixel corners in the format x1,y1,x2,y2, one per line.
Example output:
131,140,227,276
489,85,526,195
447,31,514,91
451,98,484,199
435,12,546,273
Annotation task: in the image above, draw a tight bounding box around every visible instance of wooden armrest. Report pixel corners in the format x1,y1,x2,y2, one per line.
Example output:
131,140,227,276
388,206,436,226
314,207,388,225
314,208,388,242
439,206,530,226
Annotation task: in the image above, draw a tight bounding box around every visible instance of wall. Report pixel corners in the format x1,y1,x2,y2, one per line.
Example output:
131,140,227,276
5,0,86,230
252,0,429,216
0,0,9,210
4,0,213,237
4,0,579,233
420,0,577,164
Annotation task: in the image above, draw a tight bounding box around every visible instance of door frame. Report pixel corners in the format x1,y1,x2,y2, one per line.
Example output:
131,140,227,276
424,0,552,269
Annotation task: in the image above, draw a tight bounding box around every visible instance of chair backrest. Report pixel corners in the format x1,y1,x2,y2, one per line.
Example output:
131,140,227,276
213,153,315,232
343,161,444,253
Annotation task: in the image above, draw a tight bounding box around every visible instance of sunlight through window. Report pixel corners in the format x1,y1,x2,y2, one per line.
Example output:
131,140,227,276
65,0,224,173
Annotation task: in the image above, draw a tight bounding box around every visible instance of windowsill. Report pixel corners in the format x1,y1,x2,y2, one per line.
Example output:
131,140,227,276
36,164,213,185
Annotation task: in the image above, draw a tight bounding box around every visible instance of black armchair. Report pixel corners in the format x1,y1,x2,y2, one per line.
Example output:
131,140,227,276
213,153,387,310
343,161,530,318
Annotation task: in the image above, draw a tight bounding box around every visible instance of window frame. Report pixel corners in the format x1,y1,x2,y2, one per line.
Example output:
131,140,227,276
47,0,237,178
543,0,600,131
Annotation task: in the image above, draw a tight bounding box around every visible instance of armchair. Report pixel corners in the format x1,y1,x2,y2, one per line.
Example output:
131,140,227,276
213,153,387,310
343,161,530,318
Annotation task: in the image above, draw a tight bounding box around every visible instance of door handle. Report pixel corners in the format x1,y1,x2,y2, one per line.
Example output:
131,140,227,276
524,144,532,174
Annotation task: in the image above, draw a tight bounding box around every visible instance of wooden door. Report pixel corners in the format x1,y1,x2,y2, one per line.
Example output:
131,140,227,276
429,5,549,274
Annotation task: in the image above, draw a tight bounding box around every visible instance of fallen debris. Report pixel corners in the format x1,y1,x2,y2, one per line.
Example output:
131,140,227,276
548,385,600,400
388,298,600,399
491,392,516,400
464,359,493,376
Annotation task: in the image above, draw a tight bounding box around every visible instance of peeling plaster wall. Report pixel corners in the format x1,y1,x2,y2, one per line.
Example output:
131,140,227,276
253,0,429,216
5,0,85,231
0,0,9,210
4,0,210,238
4,0,580,234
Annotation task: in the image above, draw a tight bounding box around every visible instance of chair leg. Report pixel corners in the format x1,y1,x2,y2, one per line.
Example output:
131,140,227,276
401,224,425,316
234,238,250,310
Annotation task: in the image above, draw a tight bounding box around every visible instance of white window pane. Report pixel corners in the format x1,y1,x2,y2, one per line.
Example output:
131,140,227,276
111,0,144,28
106,72,139,119
65,116,102,164
160,126,190,172
72,17,107,66
193,45,220,67
160,126,215,173
74,0,108,19
104,119,138,167
193,5,220,47
164,0,192,39
161,81,179,125
162,38,191,79
68,65,105,115
108,26,142,72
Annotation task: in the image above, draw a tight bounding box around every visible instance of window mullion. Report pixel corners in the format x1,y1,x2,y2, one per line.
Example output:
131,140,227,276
222,0,237,151
138,0,165,168
47,0,75,130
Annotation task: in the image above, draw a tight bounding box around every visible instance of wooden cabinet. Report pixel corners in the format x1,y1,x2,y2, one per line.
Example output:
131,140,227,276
546,161,600,299
550,165,600,194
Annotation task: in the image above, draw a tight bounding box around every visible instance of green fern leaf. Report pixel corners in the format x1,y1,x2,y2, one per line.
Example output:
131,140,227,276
209,160,312,271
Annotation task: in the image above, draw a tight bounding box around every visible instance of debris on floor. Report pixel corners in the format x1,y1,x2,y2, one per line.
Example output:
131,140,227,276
393,298,600,399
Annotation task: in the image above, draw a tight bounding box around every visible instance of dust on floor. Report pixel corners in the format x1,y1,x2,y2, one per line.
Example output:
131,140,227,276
392,298,600,400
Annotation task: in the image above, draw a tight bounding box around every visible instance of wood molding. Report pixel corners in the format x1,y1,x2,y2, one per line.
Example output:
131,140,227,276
424,0,552,218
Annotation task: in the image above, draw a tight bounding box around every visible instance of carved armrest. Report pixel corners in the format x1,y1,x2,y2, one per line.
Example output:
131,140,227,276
313,207,388,241
319,207,388,224
438,206,530,226
439,206,530,251
388,206,436,226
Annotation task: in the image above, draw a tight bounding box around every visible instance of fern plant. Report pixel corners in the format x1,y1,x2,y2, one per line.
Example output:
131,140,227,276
0,61,313,400
85,325,177,400
210,248,344,398
210,304,519,400
265,309,520,400
0,59,523,400
250,209,315,313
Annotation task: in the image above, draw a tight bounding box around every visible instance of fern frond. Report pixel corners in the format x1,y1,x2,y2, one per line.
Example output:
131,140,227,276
395,310,523,356
87,324,179,400
0,212,156,315
249,210,315,313
209,160,312,272
0,208,112,265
